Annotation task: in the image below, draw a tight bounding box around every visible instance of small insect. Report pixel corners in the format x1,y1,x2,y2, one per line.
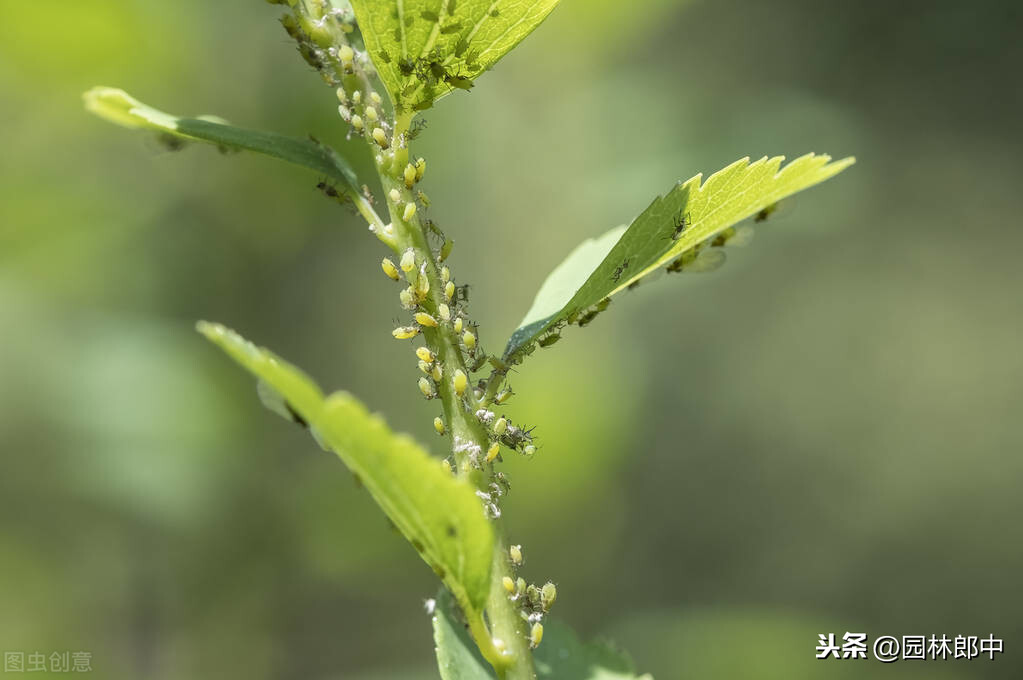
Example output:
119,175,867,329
754,202,779,223
538,331,561,348
611,258,630,283
668,210,691,240
407,118,428,140
455,284,471,303
316,180,340,199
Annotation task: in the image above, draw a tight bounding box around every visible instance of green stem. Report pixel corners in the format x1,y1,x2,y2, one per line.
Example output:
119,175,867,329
367,112,536,680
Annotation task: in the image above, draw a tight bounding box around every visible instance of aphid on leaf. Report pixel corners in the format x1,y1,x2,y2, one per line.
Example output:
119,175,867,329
509,544,523,565
668,210,692,240
503,576,516,594
538,331,561,348
416,346,434,363
431,364,443,382
487,442,500,463
377,50,392,64
612,258,630,283
421,9,439,21
398,57,416,77
441,21,462,34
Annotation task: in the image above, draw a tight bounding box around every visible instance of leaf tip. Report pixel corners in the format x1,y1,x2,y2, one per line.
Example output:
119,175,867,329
82,86,144,128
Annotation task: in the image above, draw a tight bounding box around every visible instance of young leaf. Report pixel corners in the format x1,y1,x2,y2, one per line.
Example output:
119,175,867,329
504,153,855,357
83,87,361,197
196,322,495,618
533,621,654,680
350,0,561,112
434,589,653,680
433,589,496,680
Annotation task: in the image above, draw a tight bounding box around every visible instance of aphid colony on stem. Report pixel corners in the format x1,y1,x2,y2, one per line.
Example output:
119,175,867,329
270,0,555,655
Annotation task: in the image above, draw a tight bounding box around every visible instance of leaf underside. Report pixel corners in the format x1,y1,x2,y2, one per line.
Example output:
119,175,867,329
196,322,494,616
433,589,652,680
504,153,856,357
351,0,561,112
83,87,360,197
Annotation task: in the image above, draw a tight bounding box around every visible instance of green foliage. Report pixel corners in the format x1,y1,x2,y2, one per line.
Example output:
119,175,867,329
351,0,562,111
196,322,495,619
434,589,653,680
504,154,855,357
83,87,361,197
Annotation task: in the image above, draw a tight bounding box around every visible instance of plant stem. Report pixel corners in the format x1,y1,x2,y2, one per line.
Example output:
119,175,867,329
364,113,536,680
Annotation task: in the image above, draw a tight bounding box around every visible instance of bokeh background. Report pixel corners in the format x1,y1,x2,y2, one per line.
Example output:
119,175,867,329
2,0,1021,678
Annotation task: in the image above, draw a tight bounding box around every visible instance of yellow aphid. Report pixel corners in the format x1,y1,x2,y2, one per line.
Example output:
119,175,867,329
418,377,434,398
541,582,557,611
453,317,463,334
415,312,439,328
416,347,434,363
416,270,430,299
370,91,382,105
336,87,348,104
530,623,543,649
439,238,453,262
372,127,388,148
493,417,507,435
415,157,426,182
399,287,416,310
462,330,477,351
453,369,467,396
434,417,446,435
351,114,363,131
388,188,401,203
392,325,420,340
438,303,451,322
487,442,500,463
418,360,431,374
515,577,526,595
509,544,523,565
403,202,417,221
365,106,378,122
381,257,400,281
404,164,417,189
444,281,455,301
523,444,536,458
400,248,416,272
352,90,362,105
431,364,443,382
496,389,512,405
502,576,516,594
338,44,355,70
440,266,450,283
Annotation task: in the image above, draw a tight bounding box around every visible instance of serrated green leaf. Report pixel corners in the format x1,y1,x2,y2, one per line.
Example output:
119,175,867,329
504,153,855,357
534,621,653,680
351,0,561,112
434,589,652,680
196,321,494,616
83,87,360,196
433,589,496,680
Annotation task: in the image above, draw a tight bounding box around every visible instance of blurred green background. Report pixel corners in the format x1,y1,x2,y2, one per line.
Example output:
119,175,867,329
2,1,1021,678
